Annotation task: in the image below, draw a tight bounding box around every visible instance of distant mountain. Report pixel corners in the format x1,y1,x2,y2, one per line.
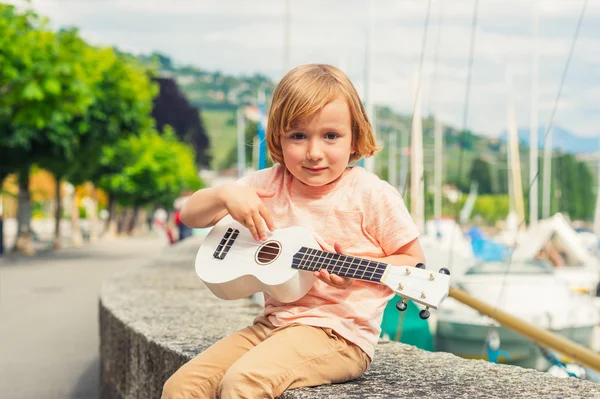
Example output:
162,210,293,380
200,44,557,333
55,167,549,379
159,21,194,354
140,52,598,157
500,126,599,154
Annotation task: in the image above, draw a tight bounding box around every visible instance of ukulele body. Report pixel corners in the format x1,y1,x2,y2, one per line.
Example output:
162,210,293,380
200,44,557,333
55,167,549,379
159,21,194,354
195,215,318,303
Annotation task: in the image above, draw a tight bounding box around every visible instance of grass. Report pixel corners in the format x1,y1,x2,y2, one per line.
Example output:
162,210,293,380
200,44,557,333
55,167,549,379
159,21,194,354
201,109,238,170
200,109,492,183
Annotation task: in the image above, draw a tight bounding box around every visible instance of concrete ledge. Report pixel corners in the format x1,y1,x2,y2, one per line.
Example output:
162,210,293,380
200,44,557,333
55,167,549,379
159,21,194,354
99,236,600,398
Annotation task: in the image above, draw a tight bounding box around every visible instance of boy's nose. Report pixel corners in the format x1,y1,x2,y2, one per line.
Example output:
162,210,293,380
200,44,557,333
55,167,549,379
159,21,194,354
306,143,324,161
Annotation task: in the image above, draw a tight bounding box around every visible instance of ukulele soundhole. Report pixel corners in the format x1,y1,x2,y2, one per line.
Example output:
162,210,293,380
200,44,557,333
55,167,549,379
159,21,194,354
255,241,281,265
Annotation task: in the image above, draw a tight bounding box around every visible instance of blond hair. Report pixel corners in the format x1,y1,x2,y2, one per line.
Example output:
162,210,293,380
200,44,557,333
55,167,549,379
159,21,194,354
266,64,379,165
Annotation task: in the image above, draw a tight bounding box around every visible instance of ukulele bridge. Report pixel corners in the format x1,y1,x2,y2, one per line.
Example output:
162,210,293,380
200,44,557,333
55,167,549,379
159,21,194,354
213,228,240,260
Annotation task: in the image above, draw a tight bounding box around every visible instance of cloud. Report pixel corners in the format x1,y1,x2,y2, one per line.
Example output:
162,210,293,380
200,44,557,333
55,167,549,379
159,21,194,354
7,0,600,139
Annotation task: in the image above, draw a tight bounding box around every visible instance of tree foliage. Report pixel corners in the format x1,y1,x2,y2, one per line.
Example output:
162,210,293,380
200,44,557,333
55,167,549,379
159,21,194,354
98,128,203,208
0,5,204,251
552,153,594,221
468,158,493,194
0,7,96,176
151,77,210,167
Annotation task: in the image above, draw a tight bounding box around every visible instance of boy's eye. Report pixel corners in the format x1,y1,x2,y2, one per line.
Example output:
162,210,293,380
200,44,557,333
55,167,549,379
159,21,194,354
290,133,306,140
325,132,339,140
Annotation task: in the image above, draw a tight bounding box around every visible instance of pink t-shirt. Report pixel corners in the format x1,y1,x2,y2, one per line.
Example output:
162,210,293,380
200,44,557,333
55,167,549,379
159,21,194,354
238,164,419,359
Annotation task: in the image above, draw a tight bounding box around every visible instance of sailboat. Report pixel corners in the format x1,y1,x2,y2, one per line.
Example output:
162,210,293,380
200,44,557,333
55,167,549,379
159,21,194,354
435,258,599,369
433,66,599,370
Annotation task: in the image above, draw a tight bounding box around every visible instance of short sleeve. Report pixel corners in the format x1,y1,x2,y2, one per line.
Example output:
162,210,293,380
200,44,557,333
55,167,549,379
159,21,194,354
233,165,281,189
236,176,251,186
365,182,420,256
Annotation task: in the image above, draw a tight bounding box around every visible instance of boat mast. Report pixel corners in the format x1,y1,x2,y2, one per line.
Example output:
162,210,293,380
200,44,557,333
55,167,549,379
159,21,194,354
529,0,539,226
388,130,397,188
594,138,600,235
236,107,246,178
411,72,425,232
363,0,376,173
542,126,553,219
506,68,526,225
434,119,443,222
283,0,290,73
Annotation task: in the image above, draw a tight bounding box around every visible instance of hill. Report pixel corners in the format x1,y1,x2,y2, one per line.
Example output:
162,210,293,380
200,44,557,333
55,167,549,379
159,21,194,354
139,52,594,192
500,127,599,154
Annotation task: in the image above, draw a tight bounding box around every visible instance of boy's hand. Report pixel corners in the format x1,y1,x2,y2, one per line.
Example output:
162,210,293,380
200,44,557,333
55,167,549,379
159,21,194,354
221,185,276,241
313,242,354,289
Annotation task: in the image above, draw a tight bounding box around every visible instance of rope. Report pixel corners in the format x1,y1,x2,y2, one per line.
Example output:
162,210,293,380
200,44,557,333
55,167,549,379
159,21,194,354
447,0,480,269
402,0,433,198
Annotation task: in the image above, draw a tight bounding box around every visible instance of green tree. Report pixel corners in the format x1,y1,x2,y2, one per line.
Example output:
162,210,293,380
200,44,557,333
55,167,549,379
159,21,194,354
472,195,510,224
0,6,97,251
97,128,203,232
38,45,157,243
468,158,493,194
552,153,594,221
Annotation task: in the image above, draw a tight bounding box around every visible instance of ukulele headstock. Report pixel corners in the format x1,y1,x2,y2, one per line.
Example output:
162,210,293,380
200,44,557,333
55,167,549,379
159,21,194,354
382,265,450,309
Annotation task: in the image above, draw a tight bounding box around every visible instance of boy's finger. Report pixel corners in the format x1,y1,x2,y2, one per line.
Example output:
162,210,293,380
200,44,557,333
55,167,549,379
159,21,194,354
245,217,260,241
256,189,275,198
259,204,276,231
331,274,353,288
331,274,348,285
330,274,344,284
314,270,331,285
252,211,268,240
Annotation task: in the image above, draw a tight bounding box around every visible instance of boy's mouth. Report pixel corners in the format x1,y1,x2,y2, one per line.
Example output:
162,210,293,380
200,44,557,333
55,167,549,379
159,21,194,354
304,167,327,173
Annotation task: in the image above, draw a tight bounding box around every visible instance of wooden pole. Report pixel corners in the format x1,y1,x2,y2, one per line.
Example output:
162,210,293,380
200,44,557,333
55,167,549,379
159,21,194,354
449,287,600,372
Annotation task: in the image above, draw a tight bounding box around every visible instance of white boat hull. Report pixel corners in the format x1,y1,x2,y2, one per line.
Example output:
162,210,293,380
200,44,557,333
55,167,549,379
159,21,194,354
436,319,595,368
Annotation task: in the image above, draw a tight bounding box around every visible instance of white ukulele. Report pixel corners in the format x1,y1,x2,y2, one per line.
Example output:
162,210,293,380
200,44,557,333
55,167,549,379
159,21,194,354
195,215,450,319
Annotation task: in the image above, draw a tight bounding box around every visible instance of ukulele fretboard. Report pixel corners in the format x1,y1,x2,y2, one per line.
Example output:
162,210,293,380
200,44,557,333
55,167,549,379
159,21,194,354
291,247,387,283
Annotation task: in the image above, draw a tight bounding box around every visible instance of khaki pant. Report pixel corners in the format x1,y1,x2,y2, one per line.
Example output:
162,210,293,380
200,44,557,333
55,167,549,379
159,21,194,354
161,317,370,399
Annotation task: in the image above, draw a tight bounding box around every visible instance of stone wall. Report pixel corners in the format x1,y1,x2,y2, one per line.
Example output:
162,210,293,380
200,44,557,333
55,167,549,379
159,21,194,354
99,236,600,398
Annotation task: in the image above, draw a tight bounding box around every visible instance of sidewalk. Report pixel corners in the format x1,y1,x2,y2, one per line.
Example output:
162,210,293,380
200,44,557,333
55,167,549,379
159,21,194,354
0,232,178,399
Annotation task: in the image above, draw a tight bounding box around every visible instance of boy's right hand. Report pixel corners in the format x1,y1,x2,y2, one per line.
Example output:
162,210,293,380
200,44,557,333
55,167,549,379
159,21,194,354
221,185,276,241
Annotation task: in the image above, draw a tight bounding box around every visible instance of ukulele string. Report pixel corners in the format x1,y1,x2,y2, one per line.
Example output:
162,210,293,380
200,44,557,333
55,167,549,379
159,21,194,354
219,236,385,265
211,250,386,279
211,236,439,281
205,247,431,299
214,237,386,276
221,237,417,271
205,238,438,302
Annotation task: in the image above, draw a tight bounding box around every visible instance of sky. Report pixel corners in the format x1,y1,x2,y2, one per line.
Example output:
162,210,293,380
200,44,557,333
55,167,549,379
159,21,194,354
7,0,600,140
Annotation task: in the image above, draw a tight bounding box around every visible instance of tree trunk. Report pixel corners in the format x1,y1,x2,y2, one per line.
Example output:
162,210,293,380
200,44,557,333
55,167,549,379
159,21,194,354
116,208,126,235
103,196,118,237
53,175,62,249
71,188,83,247
128,206,140,235
89,186,99,242
14,166,34,255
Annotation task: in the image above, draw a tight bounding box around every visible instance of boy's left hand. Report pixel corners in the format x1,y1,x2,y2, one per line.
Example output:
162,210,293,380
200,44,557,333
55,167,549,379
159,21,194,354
313,242,354,289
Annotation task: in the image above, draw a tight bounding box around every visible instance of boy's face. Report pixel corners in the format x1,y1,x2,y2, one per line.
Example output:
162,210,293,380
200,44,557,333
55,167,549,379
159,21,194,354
281,96,354,187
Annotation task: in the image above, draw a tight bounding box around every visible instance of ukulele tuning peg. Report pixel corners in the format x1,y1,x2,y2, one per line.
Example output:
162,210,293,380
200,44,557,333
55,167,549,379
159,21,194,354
438,267,450,275
415,263,426,269
395,298,408,312
419,307,430,320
